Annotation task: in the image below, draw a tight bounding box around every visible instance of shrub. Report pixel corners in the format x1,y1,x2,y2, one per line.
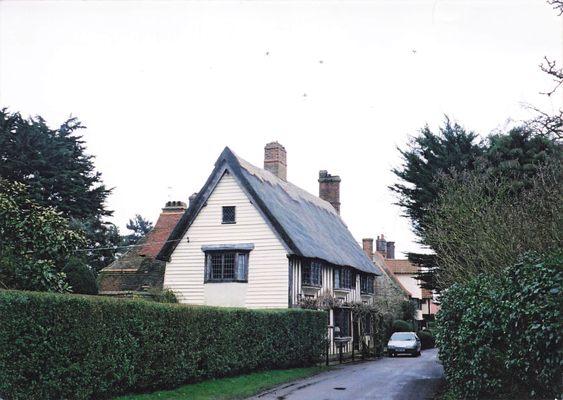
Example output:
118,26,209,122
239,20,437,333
146,288,178,303
0,290,326,400
64,258,98,295
400,299,416,321
392,319,413,332
417,330,435,350
436,251,562,399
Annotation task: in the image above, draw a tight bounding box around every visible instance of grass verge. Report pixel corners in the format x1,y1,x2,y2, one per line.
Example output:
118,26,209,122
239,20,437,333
115,366,327,400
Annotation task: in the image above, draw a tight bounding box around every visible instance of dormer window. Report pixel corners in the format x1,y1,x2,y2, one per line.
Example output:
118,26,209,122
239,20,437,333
222,206,236,224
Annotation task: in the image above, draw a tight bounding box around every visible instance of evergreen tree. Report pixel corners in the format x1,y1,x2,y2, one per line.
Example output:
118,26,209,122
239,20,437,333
390,117,483,237
0,109,118,271
122,215,153,246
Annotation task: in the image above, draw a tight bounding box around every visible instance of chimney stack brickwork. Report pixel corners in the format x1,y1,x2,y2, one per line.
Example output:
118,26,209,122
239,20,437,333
362,238,374,260
264,141,287,181
318,170,341,214
140,201,187,258
376,234,387,258
386,241,396,259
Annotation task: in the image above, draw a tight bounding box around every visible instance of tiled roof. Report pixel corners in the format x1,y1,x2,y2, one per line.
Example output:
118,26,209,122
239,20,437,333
385,259,419,274
421,288,433,299
158,147,381,275
372,252,411,296
139,211,184,258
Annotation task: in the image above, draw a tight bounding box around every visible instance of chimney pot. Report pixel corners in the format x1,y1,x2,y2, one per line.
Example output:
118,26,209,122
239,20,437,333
163,200,187,213
376,234,387,257
318,170,341,214
264,141,287,181
188,192,198,207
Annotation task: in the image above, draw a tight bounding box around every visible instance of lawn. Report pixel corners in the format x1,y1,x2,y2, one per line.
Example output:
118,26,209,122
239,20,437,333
115,366,327,400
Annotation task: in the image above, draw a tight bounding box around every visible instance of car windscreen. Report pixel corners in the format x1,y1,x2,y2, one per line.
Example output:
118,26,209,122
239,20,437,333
390,333,415,341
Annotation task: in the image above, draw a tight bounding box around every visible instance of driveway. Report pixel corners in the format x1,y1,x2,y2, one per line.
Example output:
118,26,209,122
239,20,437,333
250,348,443,400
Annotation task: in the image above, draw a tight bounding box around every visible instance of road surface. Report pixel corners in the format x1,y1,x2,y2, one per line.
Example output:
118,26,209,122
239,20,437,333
249,348,443,400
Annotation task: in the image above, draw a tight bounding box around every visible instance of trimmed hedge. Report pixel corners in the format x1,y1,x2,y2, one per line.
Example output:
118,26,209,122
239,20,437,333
436,251,562,399
417,330,435,350
0,290,326,400
392,319,413,332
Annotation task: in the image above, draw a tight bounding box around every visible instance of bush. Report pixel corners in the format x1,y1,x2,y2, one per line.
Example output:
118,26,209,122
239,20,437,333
417,330,435,349
146,288,178,303
392,319,413,332
436,251,562,399
64,258,98,295
0,290,326,400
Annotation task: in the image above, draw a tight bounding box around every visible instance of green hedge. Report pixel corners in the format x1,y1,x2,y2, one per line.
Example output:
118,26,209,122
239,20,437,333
435,252,562,399
417,330,435,350
392,319,413,332
0,291,326,400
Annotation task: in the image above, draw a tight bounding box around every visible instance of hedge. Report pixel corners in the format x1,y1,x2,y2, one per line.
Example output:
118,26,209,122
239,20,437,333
392,319,413,332
0,290,327,400
417,330,435,350
435,251,562,399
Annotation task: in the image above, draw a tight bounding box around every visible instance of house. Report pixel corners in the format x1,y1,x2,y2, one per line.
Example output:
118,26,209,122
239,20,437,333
98,201,186,296
156,142,382,355
361,238,410,317
372,234,440,326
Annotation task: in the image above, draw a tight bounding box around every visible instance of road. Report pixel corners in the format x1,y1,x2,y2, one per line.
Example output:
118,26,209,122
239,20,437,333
249,348,443,400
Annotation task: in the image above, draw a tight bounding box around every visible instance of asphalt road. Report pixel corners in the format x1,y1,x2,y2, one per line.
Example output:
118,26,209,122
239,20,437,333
249,348,444,400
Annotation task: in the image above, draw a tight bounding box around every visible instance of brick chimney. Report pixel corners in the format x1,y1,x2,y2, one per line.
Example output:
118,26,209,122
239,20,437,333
264,141,287,181
318,170,341,214
376,234,387,258
386,241,395,259
362,238,374,260
139,201,186,258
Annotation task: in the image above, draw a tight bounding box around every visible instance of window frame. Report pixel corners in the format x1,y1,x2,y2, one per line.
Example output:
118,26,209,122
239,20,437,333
333,308,351,337
222,206,236,224
302,260,322,287
360,273,375,295
334,266,354,290
204,250,249,283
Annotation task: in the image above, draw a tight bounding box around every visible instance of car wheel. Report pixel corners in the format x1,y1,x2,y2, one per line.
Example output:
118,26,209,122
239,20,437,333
416,351,421,357
388,351,394,357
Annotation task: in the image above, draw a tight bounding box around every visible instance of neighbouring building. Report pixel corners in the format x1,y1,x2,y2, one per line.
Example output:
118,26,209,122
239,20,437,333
373,234,440,326
156,142,382,355
361,238,410,317
98,201,186,296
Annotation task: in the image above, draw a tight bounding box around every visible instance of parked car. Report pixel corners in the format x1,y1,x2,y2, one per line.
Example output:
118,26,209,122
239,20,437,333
387,332,421,357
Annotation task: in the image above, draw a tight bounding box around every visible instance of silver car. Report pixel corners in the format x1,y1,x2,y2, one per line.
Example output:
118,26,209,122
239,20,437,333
387,332,421,357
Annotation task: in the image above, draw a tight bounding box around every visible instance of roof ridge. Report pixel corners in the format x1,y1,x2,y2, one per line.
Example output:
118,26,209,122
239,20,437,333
231,150,341,217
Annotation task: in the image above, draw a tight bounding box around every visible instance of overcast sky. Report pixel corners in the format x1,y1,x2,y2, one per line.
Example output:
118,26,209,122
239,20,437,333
1,0,561,257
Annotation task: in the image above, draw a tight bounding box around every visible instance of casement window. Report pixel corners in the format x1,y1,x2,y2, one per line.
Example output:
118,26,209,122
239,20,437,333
334,267,353,290
205,251,248,282
222,206,236,224
333,308,351,337
360,274,375,294
302,260,322,287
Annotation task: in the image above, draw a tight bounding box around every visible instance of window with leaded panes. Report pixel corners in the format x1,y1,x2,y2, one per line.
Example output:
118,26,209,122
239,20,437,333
205,251,248,282
334,267,353,289
333,308,351,337
302,260,322,287
360,274,375,294
222,206,236,224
